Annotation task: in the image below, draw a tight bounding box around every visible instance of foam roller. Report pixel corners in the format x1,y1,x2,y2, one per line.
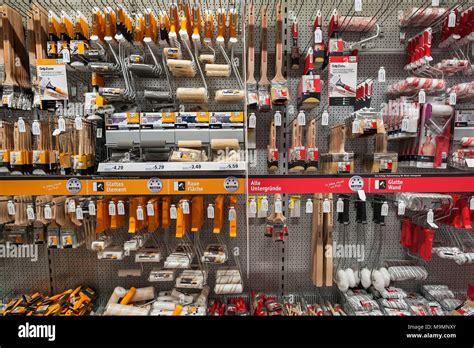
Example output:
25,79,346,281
214,283,243,294
106,303,150,316
105,286,127,309
130,286,155,302
211,138,240,150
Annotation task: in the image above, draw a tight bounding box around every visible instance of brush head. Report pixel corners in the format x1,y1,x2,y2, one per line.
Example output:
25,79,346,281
271,82,289,106
257,86,272,112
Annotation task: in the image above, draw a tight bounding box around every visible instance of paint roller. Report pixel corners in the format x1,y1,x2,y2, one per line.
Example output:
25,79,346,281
211,139,240,150
128,63,160,77
105,303,149,316
112,139,166,150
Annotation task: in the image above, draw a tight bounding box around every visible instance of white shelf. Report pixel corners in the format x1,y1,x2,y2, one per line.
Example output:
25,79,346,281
97,161,247,173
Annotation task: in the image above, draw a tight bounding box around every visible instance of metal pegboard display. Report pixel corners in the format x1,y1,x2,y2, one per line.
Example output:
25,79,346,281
48,195,250,296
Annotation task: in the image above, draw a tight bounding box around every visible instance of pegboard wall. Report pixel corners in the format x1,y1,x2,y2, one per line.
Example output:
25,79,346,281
1,0,474,302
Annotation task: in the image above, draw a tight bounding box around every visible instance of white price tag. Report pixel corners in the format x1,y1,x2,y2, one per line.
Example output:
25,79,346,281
76,207,84,220
306,199,313,213
321,110,329,126
323,199,330,213
381,202,389,216
401,117,409,131
397,201,406,216
418,89,426,104
7,200,15,215
427,209,434,223
147,202,155,216
378,67,386,83
58,117,66,132
352,120,360,134
32,121,41,135
297,111,306,126
27,206,35,220
182,201,190,214
207,204,215,218
75,117,83,130
108,201,116,216
314,27,322,43
18,118,26,133
260,198,269,213
287,105,296,116
44,204,52,219
448,11,456,28
249,113,256,129
470,197,474,211
400,31,406,41
67,199,76,213
229,207,236,221
88,201,96,215
97,128,103,138
336,198,344,213
275,199,283,213
274,111,282,126
170,205,177,219
357,190,366,202
354,0,362,12
61,48,71,63
249,199,257,214
136,206,144,221
117,201,125,215
432,0,439,6
449,92,456,106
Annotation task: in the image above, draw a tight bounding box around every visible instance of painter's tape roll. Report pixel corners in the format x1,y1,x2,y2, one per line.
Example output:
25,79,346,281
106,303,149,316
105,286,127,309
130,286,155,302
430,104,453,116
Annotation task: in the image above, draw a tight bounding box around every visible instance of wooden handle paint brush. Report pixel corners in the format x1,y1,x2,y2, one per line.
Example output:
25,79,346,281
305,119,318,172
246,2,257,109
257,5,271,112
267,120,278,173
271,2,289,106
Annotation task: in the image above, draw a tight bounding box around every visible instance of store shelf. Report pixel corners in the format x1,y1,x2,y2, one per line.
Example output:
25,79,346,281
97,161,246,174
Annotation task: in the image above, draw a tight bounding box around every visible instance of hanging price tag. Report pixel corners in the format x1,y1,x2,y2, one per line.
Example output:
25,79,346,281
97,128,103,138
136,206,144,221
182,201,190,214
18,118,26,133
67,199,76,213
275,199,283,213
88,201,96,215
117,201,125,215
336,199,344,213
381,202,389,216
108,202,116,216
427,209,438,228
314,27,322,43
287,105,296,116
58,117,66,132
27,206,35,220
274,111,282,126
297,111,306,126
323,199,330,213
261,197,269,212
470,197,474,210
378,67,386,83
357,190,366,202
249,199,257,214
321,110,329,126
147,202,155,216
249,113,256,129
354,0,362,12
32,121,41,135
7,200,15,215
75,117,83,130
61,48,70,63
418,89,426,104
229,207,236,221
401,117,409,131
432,0,439,6
306,199,313,213
398,201,406,215
44,204,52,219
170,205,177,219
449,92,456,106
352,120,360,134
448,11,456,28
207,204,214,218
76,207,84,220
